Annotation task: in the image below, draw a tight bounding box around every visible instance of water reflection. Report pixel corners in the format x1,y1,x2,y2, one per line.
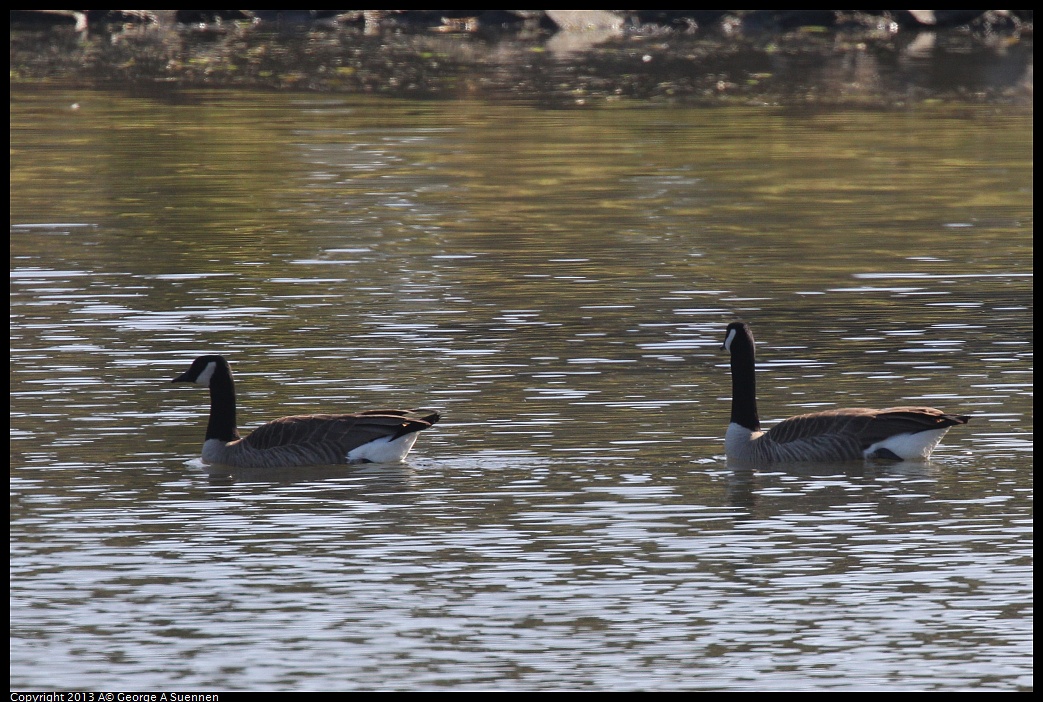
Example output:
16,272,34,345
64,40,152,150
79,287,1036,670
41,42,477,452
10,89,1032,690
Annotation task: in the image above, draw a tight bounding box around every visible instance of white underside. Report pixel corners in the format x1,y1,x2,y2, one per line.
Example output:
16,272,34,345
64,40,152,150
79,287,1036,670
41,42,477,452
347,432,420,464
863,428,949,461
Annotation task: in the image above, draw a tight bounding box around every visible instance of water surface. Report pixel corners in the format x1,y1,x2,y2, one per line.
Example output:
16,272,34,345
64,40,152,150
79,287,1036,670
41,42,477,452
10,86,1032,690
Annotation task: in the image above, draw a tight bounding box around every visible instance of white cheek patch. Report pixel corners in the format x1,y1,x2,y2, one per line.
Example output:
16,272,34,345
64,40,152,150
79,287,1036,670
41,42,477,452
195,361,217,386
724,328,737,351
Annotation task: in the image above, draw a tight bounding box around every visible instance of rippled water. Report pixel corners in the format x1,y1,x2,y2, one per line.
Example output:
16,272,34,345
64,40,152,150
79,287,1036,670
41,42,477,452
10,87,1032,690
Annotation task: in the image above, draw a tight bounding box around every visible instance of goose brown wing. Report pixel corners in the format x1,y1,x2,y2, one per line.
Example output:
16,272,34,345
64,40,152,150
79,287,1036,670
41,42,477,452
242,412,439,455
765,406,968,449
355,408,441,427
872,406,970,431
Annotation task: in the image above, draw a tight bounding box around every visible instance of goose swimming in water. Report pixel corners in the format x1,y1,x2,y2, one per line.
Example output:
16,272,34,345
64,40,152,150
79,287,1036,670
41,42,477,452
173,355,439,468
722,322,969,464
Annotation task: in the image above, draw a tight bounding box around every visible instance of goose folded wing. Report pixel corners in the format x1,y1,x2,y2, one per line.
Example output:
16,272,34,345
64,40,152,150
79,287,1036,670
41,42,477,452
242,412,437,454
764,406,967,451
355,408,441,426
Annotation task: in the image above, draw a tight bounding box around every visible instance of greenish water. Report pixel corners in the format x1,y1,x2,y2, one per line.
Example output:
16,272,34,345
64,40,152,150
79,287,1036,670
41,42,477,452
10,85,1032,690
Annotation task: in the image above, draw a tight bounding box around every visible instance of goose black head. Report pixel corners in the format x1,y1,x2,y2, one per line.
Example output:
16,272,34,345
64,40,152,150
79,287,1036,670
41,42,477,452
173,355,231,387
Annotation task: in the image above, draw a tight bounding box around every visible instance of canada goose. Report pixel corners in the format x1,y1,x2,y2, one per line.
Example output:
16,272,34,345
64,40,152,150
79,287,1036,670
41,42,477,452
172,355,439,468
722,322,969,464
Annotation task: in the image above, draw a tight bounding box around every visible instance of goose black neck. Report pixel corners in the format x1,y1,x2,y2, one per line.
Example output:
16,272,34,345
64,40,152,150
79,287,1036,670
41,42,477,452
205,368,240,442
730,333,761,432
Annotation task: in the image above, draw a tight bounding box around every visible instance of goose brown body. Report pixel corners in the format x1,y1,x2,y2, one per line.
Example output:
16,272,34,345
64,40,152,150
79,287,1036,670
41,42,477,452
173,355,439,468
722,322,969,465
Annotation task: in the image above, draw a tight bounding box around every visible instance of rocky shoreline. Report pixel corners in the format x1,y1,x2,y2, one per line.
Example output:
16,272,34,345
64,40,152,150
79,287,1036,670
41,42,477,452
9,10,1033,34
10,10,1033,107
